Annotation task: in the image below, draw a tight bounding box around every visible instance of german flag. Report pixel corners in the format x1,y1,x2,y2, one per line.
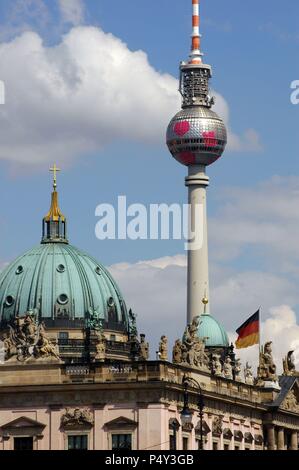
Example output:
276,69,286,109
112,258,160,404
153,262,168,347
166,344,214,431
235,310,260,349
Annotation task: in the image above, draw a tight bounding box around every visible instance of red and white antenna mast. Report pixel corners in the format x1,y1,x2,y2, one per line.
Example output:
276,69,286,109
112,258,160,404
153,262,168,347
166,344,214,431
190,0,203,64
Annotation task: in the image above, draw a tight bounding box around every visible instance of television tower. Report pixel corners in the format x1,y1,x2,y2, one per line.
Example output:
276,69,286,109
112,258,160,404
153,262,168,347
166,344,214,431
166,0,227,324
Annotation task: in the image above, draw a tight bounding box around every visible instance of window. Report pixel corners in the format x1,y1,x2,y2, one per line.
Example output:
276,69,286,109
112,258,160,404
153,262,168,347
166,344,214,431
213,441,218,450
183,437,189,451
14,437,33,451
59,332,69,343
224,443,230,450
58,294,69,305
110,334,116,342
112,434,132,450
68,435,88,451
234,445,240,451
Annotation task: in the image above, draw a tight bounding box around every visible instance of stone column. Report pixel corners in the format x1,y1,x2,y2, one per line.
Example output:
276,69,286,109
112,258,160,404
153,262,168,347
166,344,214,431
290,431,298,451
277,428,285,450
267,425,275,451
206,414,213,450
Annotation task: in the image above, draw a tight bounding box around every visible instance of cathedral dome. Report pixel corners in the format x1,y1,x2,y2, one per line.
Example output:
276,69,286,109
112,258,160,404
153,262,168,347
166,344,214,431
0,243,128,331
0,166,129,333
197,313,229,348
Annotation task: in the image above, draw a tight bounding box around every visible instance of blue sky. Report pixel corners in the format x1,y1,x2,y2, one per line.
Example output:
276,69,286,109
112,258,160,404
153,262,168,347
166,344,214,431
0,0,298,264
1,1,299,359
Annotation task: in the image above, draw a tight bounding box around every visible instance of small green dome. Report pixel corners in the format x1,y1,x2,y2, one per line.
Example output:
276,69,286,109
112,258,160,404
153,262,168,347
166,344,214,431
0,243,129,331
197,313,229,348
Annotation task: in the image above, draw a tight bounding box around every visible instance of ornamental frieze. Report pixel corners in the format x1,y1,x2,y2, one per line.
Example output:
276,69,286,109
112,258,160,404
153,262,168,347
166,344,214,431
280,390,299,413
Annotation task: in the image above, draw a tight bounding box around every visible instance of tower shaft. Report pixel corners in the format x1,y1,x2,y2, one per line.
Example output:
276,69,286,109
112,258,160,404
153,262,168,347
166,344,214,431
186,165,209,323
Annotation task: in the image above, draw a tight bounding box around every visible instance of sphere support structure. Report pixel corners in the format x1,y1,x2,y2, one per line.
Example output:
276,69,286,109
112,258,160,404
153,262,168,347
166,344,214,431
186,165,209,323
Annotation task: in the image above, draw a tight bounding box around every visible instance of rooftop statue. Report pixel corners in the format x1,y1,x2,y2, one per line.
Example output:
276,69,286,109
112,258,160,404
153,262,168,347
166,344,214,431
234,358,243,382
94,331,106,362
139,334,149,361
0,312,61,363
87,307,104,331
224,357,233,380
257,341,278,385
283,350,296,376
244,362,254,386
173,316,209,371
212,353,223,377
159,336,168,361
128,309,138,338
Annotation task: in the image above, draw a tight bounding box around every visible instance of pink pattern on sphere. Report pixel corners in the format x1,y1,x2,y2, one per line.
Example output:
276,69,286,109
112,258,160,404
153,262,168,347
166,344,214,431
203,131,217,147
174,121,190,137
178,152,196,165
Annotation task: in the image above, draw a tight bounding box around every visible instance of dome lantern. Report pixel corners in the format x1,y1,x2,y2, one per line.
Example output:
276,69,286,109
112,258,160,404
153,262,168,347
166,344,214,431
42,164,68,244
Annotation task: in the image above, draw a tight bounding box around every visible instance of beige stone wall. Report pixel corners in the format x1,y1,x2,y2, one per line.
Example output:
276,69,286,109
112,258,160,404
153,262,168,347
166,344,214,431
0,361,298,450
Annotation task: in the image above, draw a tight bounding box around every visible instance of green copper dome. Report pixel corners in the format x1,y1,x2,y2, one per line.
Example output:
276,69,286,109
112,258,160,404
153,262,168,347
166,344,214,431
0,168,129,332
0,243,129,330
197,313,229,348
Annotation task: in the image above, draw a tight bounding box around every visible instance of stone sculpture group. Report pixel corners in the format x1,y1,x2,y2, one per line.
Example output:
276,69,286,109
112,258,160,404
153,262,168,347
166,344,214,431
0,312,60,362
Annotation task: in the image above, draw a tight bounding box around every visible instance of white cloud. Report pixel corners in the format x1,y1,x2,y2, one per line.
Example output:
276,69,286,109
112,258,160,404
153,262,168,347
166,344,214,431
58,0,85,26
110,255,187,358
0,25,261,169
110,254,299,368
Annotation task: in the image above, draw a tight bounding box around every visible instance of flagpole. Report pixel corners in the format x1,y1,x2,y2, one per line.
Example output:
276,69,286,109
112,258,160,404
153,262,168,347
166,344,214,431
258,305,262,362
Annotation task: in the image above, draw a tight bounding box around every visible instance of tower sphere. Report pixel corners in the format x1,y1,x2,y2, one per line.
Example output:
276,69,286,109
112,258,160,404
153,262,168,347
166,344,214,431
166,105,227,167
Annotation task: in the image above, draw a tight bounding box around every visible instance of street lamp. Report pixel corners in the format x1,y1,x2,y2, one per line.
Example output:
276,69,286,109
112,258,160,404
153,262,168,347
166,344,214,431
180,375,205,450
169,419,180,450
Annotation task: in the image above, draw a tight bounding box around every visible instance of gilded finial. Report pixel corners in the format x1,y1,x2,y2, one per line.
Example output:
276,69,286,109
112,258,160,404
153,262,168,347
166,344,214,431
44,164,65,223
50,164,61,191
202,295,209,313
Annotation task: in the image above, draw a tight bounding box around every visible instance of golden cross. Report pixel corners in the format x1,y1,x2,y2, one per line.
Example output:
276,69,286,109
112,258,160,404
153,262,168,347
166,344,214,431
50,164,61,190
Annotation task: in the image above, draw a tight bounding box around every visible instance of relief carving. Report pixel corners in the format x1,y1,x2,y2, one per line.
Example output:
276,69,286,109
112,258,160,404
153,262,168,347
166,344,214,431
281,390,299,413
61,408,94,428
212,416,223,436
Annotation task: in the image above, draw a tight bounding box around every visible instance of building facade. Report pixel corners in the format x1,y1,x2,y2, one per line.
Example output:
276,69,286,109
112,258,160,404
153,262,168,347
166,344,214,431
0,358,299,450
